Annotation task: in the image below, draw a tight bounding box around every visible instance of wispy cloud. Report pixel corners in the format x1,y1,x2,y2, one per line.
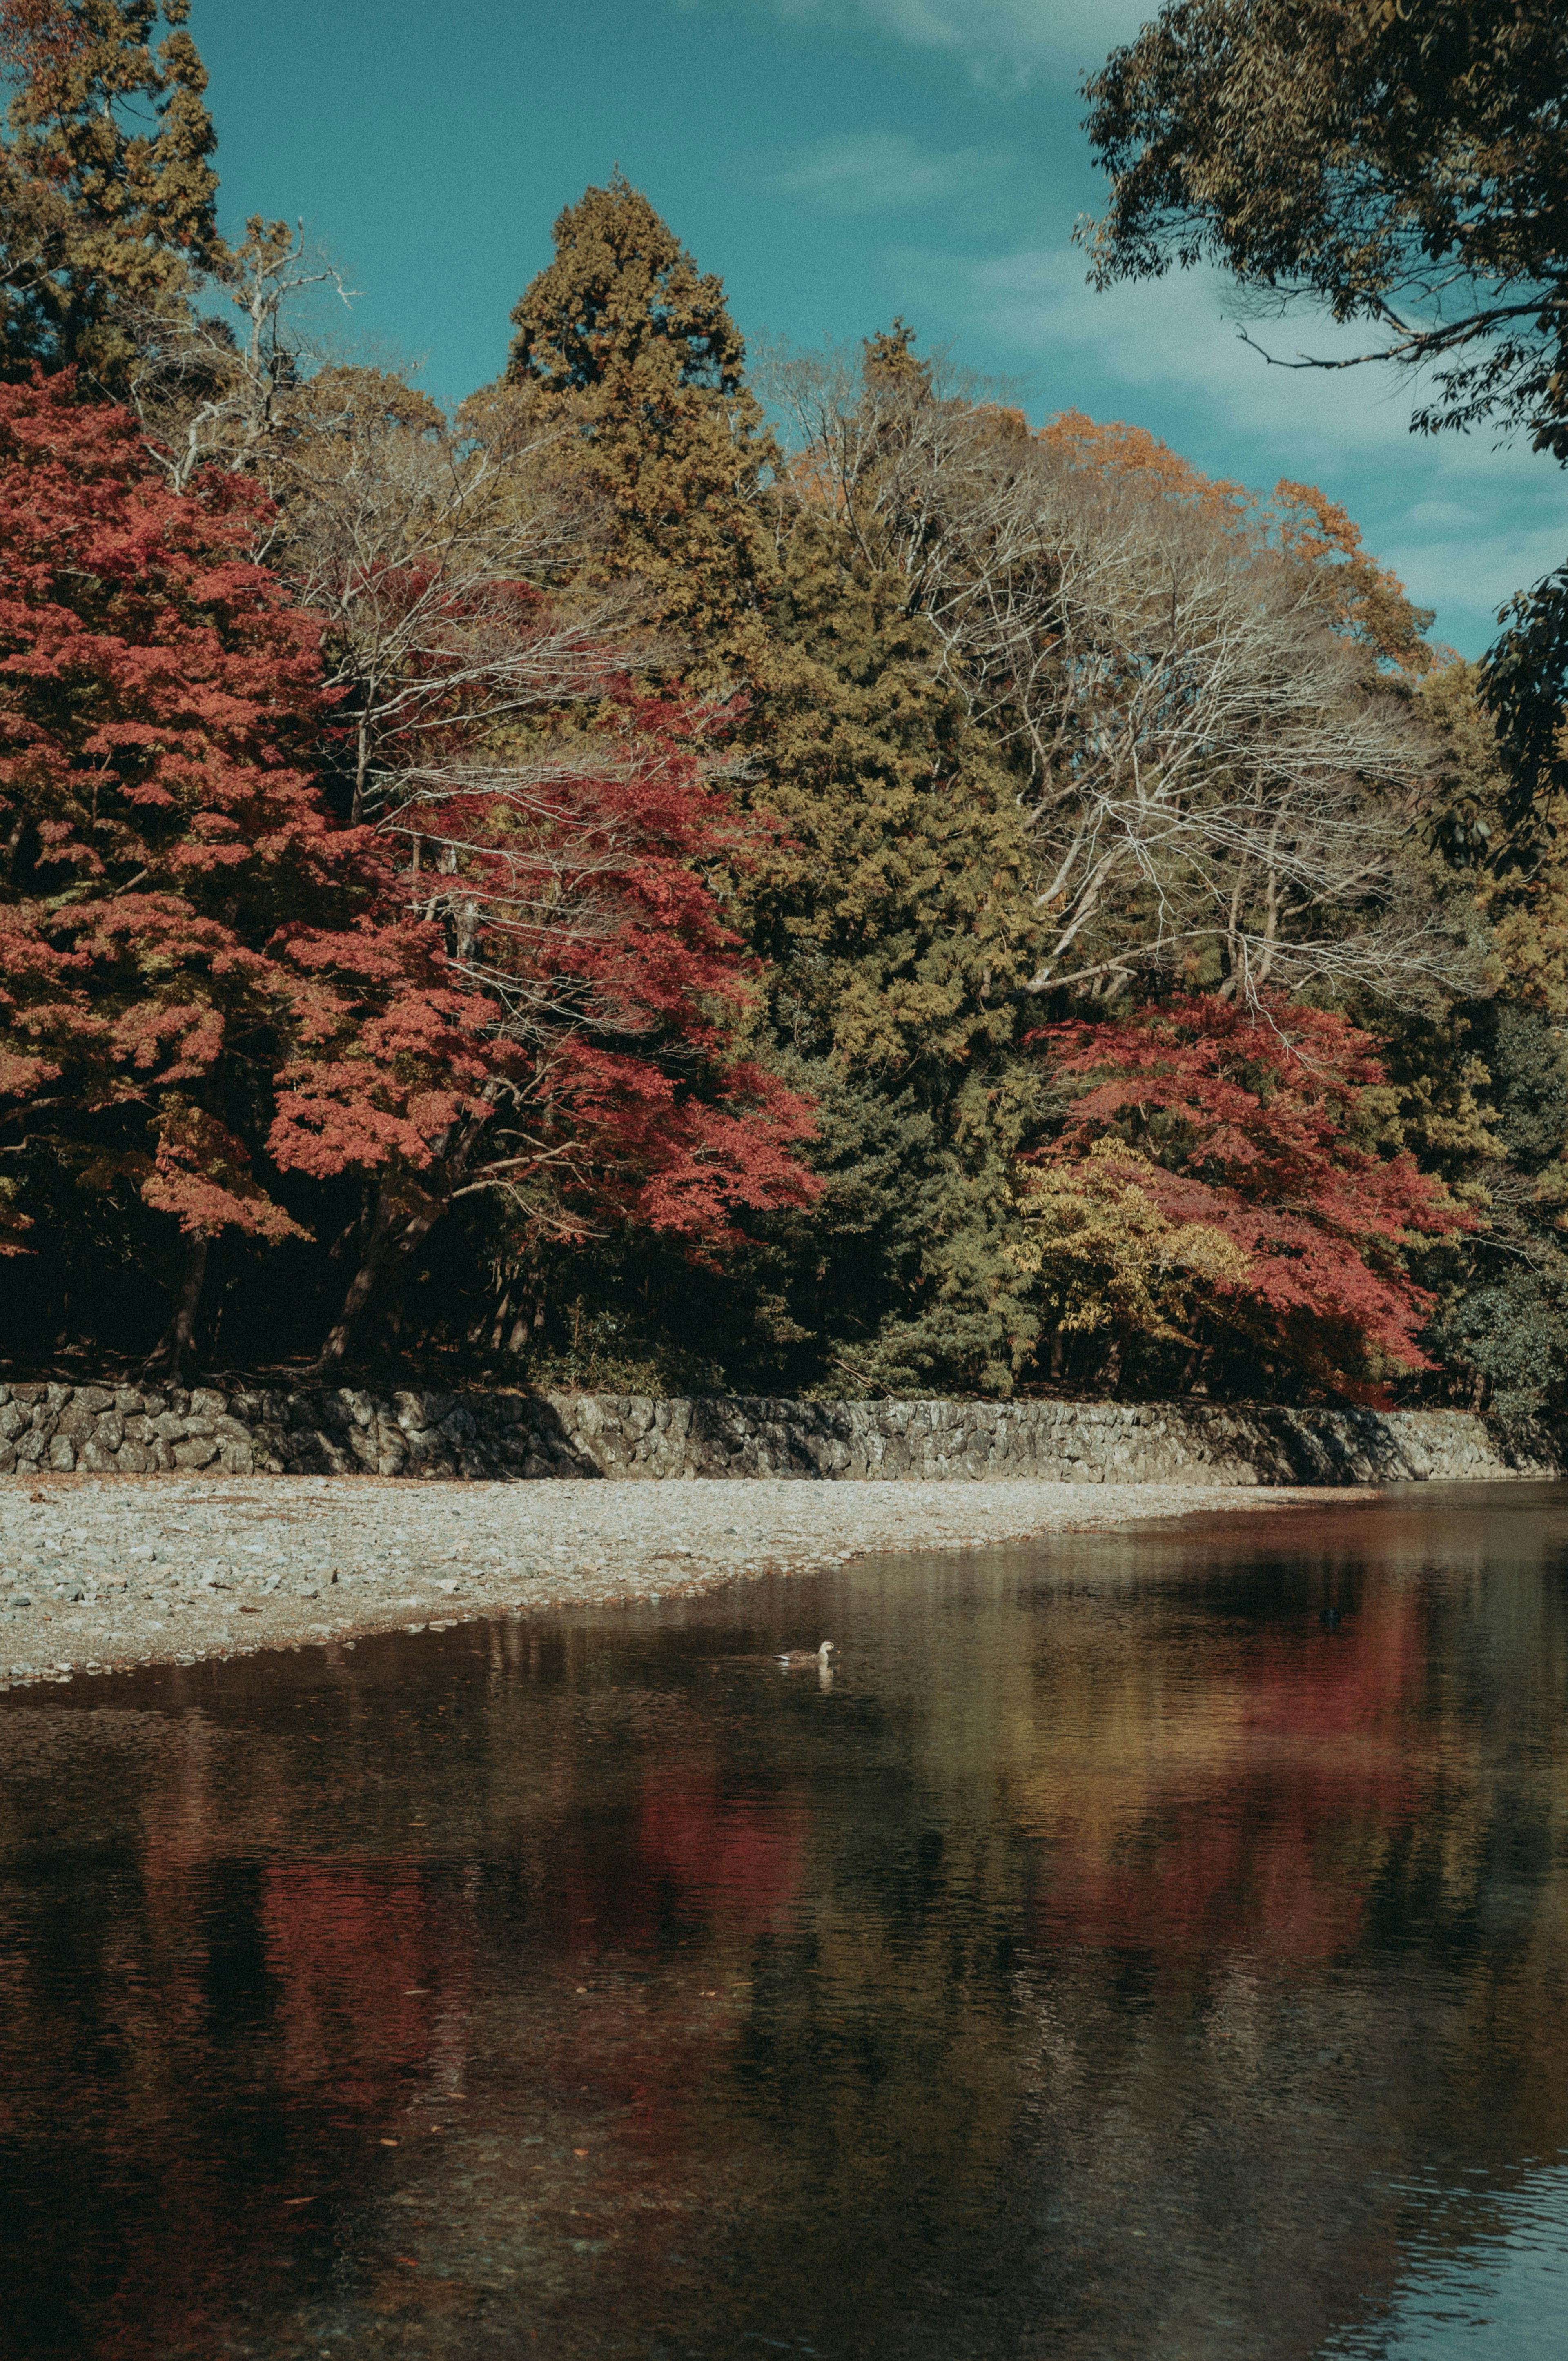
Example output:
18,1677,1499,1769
760,0,1151,83
772,131,1012,211
900,243,1556,475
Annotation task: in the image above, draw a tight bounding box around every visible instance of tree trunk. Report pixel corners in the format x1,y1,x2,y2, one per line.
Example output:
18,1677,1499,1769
311,1117,489,1374
143,1232,210,1386
310,1186,443,1374
506,1279,546,1357
350,714,369,826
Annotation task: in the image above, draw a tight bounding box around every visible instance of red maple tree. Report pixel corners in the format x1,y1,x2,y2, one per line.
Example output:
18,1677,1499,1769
1027,994,1472,1395
303,680,821,1367
0,372,482,1353
0,372,815,1369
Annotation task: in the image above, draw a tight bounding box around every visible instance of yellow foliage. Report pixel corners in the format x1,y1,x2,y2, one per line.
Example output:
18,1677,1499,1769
1012,1144,1252,1344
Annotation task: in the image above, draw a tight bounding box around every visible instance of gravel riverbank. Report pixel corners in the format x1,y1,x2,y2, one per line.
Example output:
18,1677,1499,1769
0,1472,1351,1689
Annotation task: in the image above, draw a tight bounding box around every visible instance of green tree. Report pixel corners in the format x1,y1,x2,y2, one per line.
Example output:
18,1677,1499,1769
0,0,223,389
1396,663,1568,1417
732,504,1045,1395
503,225,1051,1394
504,172,776,680
1082,1,1566,456
474,492,1051,1400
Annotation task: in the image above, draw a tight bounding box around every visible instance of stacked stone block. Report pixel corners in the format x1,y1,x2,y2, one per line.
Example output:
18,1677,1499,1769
0,1381,1559,1486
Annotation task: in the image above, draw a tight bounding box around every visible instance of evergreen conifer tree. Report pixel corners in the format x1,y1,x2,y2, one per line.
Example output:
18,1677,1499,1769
501,216,1051,1392
504,173,776,680
735,505,1046,1394
0,0,223,388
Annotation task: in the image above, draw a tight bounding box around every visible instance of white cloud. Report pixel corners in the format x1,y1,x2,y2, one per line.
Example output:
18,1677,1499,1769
772,131,1012,211
907,244,1421,453
900,243,1564,487
1380,523,1567,640
761,0,1152,82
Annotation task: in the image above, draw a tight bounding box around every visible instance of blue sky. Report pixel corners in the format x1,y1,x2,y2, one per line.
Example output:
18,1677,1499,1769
195,0,1564,657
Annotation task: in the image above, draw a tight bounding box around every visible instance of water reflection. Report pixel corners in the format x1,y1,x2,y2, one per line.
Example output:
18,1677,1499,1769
1,1486,1567,2357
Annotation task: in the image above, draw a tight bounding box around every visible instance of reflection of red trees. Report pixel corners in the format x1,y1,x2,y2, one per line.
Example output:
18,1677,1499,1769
1038,1591,1424,1969
260,1861,468,2107
7,1720,811,2356
637,1769,806,1934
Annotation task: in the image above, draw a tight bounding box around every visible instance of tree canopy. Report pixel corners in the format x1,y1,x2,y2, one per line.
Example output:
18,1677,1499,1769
0,0,222,387
504,173,777,673
1082,1,1568,459
2,3,1566,1415
1080,0,1568,831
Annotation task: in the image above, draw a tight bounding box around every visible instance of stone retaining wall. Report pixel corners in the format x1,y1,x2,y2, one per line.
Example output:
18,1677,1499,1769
0,1381,1559,1486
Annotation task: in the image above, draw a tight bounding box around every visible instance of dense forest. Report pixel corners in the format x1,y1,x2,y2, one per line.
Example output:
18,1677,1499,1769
1,0,1566,1413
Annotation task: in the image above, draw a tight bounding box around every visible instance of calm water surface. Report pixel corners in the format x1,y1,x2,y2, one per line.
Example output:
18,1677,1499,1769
3,1483,1568,2359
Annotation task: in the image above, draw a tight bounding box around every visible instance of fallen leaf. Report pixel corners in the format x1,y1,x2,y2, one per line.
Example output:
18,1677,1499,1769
380,2138,399,2147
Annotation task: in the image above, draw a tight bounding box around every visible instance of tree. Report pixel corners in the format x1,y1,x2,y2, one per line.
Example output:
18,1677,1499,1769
761,336,1456,1005
1013,1140,1252,1370
310,682,821,1372
0,0,223,388
728,503,1046,1396
0,372,815,1377
122,214,357,495
1019,994,1473,1399
1082,1,1567,454
246,364,818,1371
261,364,628,826
504,173,777,681
1383,658,1568,1418
0,371,490,1374
1080,0,1568,826
1419,999,1568,1418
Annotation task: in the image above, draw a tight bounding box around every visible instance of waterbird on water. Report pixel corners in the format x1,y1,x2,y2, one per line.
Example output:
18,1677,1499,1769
777,1640,836,1668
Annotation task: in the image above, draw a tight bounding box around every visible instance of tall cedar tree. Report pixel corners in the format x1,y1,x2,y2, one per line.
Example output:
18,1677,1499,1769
505,173,776,683
1021,996,1472,1401
729,504,1047,1396
0,372,491,1373
0,0,223,388
505,221,1049,1392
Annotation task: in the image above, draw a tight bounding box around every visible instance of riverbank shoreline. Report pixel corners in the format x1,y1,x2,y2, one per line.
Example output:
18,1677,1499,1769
0,1471,1392,1691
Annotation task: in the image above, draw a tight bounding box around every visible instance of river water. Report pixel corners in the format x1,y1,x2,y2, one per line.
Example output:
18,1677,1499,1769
3,1483,1568,2359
